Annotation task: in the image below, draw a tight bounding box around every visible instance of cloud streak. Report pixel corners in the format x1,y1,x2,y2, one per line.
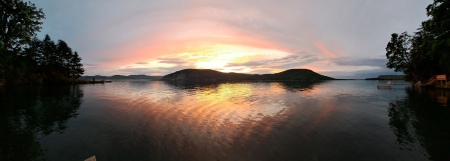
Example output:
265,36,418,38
330,57,387,68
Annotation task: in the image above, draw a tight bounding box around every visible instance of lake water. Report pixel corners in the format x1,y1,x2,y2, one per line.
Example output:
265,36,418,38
1,80,449,161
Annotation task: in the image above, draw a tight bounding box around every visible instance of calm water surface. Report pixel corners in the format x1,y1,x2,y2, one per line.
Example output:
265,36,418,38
1,80,449,161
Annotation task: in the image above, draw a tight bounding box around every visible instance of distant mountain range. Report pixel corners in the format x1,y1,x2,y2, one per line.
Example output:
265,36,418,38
81,75,163,80
161,69,334,82
82,70,402,82
365,75,405,80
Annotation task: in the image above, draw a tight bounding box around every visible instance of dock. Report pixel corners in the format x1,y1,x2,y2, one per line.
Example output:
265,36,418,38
377,81,411,89
415,74,450,89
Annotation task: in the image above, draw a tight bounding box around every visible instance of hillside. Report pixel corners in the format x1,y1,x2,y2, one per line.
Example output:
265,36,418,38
162,69,334,82
261,69,333,80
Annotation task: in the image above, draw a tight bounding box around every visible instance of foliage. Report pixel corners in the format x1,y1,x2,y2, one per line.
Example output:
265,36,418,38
25,35,85,81
0,0,44,80
386,32,412,73
423,0,450,73
386,0,450,82
0,0,84,84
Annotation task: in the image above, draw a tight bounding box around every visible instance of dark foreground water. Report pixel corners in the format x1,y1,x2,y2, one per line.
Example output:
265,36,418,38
1,80,450,161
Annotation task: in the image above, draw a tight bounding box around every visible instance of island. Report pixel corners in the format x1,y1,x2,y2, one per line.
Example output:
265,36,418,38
162,69,334,82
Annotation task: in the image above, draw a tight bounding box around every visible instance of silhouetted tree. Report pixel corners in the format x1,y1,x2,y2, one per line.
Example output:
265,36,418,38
422,0,450,73
409,30,440,81
1,1,84,84
386,0,449,82
386,32,413,76
69,51,84,78
21,35,85,81
0,0,45,82
56,40,72,76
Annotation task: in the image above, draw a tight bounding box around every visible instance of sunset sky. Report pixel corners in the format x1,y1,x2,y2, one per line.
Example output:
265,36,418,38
34,0,431,78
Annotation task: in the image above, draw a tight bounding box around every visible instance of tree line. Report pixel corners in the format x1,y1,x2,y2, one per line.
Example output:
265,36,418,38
386,0,449,82
0,0,84,84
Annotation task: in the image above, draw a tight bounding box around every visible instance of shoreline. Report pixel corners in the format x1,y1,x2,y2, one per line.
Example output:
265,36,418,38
0,79,112,86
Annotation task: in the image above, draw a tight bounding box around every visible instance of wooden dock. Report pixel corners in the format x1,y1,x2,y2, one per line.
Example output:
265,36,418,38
377,81,411,89
415,74,449,88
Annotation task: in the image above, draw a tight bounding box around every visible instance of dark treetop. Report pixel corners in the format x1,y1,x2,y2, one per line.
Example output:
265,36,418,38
0,0,84,85
385,0,450,82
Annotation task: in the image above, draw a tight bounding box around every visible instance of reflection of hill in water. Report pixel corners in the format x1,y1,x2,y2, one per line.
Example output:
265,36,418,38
278,80,326,91
163,80,221,89
0,85,83,161
164,80,326,91
388,88,450,161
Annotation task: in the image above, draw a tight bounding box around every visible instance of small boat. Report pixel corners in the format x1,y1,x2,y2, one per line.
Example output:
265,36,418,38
84,155,96,161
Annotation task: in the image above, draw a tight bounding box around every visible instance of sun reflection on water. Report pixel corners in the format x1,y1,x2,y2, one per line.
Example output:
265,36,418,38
101,81,293,151
38,80,441,160
191,83,288,124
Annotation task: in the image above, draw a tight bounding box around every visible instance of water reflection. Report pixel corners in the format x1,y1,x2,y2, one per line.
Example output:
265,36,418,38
90,81,328,160
14,80,439,160
165,80,325,90
0,85,83,161
159,81,325,124
163,80,222,89
428,89,450,106
147,82,292,147
278,80,325,91
388,88,450,161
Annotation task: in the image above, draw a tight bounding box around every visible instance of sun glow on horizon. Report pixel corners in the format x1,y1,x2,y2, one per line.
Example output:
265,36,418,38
111,40,367,76
90,37,367,76
189,44,292,73
196,60,228,69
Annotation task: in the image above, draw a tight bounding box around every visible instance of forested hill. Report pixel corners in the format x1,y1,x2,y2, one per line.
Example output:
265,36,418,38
162,69,334,82
267,69,334,80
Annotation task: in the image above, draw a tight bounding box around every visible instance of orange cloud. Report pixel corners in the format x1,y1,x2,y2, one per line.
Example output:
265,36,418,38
314,42,338,58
